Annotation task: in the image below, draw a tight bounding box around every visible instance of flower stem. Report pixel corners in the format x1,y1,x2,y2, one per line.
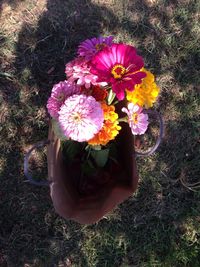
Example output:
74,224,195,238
118,117,128,123
107,89,116,105
112,100,119,106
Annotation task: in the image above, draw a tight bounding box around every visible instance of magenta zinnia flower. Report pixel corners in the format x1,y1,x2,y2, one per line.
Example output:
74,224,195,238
47,81,80,119
58,94,104,142
91,43,146,100
122,103,149,135
78,36,114,60
65,57,107,89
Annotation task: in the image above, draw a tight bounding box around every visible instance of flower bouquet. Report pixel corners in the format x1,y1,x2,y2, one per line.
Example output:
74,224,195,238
25,36,161,224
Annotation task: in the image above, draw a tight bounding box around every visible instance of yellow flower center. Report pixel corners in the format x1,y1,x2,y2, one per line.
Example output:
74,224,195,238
111,64,126,79
132,113,138,124
95,43,107,51
72,112,82,122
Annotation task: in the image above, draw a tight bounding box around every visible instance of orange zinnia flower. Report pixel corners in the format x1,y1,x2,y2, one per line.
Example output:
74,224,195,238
88,103,121,146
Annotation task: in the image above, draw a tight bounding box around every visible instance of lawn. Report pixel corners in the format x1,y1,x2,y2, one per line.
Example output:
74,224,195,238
0,0,200,266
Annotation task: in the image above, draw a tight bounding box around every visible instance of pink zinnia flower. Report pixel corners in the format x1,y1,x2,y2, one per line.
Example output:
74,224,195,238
91,43,146,100
58,94,104,142
78,36,114,60
122,103,149,135
47,81,80,119
65,57,107,89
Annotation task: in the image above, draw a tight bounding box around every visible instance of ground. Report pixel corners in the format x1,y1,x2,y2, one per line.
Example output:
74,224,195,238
0,0,200,266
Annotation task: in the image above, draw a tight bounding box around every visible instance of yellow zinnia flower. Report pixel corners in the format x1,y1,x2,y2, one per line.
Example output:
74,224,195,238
126,68,160,108
88,103,121,146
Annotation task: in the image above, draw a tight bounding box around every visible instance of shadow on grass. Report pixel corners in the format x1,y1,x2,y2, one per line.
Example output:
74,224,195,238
0,0,199,266
1,0,119,266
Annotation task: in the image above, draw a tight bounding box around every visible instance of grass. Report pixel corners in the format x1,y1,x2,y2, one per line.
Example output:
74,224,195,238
0,0,200,266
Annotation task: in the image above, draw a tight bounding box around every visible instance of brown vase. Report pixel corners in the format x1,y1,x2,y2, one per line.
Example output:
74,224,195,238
47,121,139,224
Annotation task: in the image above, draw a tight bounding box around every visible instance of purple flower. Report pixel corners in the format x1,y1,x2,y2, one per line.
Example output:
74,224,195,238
78,36,114,60
122,103,149,135
58,94,104,142
47,81,80,119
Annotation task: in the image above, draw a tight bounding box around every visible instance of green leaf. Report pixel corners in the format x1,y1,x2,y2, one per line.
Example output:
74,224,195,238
91,148,109,168
52,119,68,140
81,160,96,177
108,143,119,164
91,145,101,151
61,140,81,163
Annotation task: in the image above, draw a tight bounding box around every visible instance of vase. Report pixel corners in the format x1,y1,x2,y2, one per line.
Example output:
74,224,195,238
47,121,139,224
